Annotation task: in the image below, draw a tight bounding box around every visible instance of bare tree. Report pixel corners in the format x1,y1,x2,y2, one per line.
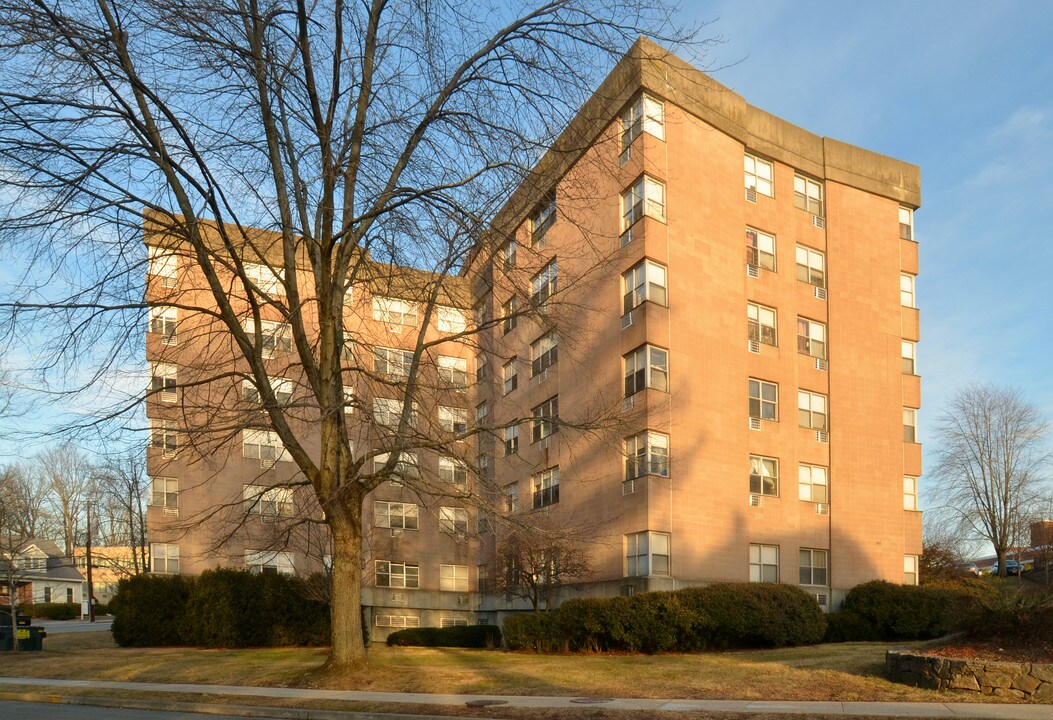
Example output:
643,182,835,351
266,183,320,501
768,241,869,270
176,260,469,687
492,513,594,612
95,451,150,573
1,467,34,651
0,0,704,669
36,444,95,558
930,384,1050,578
0,463,50,540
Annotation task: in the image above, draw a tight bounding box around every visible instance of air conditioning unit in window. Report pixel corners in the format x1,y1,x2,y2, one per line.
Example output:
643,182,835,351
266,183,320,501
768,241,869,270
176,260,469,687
620,584,635,597
161,390,178,403
745,187,758,203
814,593,829,607
814,286,827,301
749,493,763,508
816,503,830,515
162,448,176,459
749,417,761,431
620,229,634,247
161,334,177,346
163,507,179,518
261,457,277,469
390,528,403,538
746,263,760,279
622,396,634,413
748,339,761,354
537,368,548,383
621,311,634,330
812,215,825,228
539,436,549,450
261,513,277,524
455,531,468,543
815,358,828,372
161,276,178,290
390,592,406,604
816,430,830,444
622,479,636,495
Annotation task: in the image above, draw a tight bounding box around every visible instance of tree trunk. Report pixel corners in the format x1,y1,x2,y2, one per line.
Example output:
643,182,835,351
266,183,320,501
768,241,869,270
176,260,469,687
326,512,367,670
996,548,1007,578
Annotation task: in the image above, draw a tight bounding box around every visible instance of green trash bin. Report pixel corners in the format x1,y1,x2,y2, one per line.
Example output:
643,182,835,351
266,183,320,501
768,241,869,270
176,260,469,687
19,625,46,651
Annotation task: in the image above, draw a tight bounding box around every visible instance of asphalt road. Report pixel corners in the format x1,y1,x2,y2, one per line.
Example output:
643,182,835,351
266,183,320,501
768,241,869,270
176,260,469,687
36,618,113,634
0,701,273,719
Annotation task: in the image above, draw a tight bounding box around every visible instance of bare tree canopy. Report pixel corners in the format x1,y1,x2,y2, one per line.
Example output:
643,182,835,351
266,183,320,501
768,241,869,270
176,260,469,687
930,384,1050,578
0,0,704,668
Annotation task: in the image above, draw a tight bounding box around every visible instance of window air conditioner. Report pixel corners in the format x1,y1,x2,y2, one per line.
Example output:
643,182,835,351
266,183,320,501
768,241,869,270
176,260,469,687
746,263,760,279
816,430,830,444
749,493,763,508
748,339,761,354
745,187,758,203
816,503,830,515
815,358,828,372
749,417,761,431
812,215,824,228
814,286,827,301
621,311,634,330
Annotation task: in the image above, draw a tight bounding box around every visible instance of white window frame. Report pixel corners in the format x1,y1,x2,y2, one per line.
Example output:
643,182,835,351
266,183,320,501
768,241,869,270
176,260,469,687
904,555,919,585
150,419,178,454
437,305,467,334
150,543,179,574
744,153,774,197
749,543,779,583
623,344,669,397
530,261,558,307
622,259,668,314
793,175,823,217
749,455,779,497
530,333,558,377
899,206,914,241
438,406,468,435
625,530,670,577
439,457,469,486
439,563,469,592
149,305,177,337
622,175,666,230
244,262,285,296
373,452,420,482
242,429,290,463
530,194,557,247
376,560,419,589
242,318,291,358
500,238,517,269
748,302,778,347
904,476,919,511
799,548,828,586
373,397,418,428
149,476,178,509
501,296,518,335
374,347,413,378
503,424,519,456
503,483,519,513
242,377,293,406
902,341,917,375
624,431,669,480
746,228,776,271
439,507,469,535
900,273,916,308
245,549,294,575
374,501,419,530
532,466,560,509
904,408,918,443
376,615,420,628
798,464,829,503
502,358,518,395
748,378,778,421
796,317,827,360
151,362,177,401
621,92,665,155
531,396,559,443
243,484,294,517
795,245,826,288
797,390,828,431
372,296,418,326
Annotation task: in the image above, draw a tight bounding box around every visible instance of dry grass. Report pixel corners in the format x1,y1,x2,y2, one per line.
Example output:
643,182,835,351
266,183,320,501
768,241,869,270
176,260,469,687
0,631,1007,705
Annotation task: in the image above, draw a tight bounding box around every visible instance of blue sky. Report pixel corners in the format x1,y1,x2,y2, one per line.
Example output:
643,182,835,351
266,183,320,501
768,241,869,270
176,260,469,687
690,1,1053,476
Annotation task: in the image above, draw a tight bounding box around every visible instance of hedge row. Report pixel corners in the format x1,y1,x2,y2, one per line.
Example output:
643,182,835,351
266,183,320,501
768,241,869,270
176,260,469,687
503,583,827,653
823,579,996,642
109,569,329,648
387,625,502,648
20,602,81,620
958,588,1053,647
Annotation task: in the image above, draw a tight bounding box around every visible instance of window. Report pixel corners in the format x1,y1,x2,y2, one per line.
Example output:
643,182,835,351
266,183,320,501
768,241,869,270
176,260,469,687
43,587,51,603
503,483,519,513
530,333,558,376
620,93,665,154
624,431,669,479
748,303,777,346
903,408,918,443
439,457,469,486
151,363,177,401
531,396,559,443
437,305,467,334
793,175,823,216
439,507,469,534
343,387,355,414
374,501,419,530
797,318,826,359
532,467,560,508
625,531,670,577
375,347,413,378
501,297,518,334
900,273,916,308
150,419,178,454
797,390,828,430
502,359,518,394
902,341,917,375
500,238,517,269
242,377,293,406
440,564,469,591
623,344,668,397
904,476,919,511
438,406,468,435
477,564,490,592
373,452,420,482
622,259,668,314
148,246,178,281
472,299,486,328
475,401,488,422
622,175,666,229
66,587,74,603
245,550,294,575
441,618,469,628
243,484,294,516
795,246,826,288
798,464,829,503
530,194,556,247
150,543,179,574
244,262,284,295
242,429,289,463
504,424,519,455
376,561,419,589
475,353,488,382
744,153,774,197
904,555,918,585
749,455,779,497
242,318,291,358
149,476,178,509
372,296,418,326
899,206,914,241
749,544,779,583
746,228,776,271
531,261,557,307
374,398,417,428
748,379,778,421
149,305,177,338
376,615,420,628
799,549,828,586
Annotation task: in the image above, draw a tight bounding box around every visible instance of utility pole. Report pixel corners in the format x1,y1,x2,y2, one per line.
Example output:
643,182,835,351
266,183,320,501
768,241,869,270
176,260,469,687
85,501,95,622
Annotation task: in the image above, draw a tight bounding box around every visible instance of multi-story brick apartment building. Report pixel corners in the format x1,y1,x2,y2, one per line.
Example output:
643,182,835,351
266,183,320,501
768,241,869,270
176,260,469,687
146,38,921,635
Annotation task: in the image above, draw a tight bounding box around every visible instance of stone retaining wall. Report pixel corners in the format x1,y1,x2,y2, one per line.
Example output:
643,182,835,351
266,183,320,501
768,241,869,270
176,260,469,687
886,650,1053,700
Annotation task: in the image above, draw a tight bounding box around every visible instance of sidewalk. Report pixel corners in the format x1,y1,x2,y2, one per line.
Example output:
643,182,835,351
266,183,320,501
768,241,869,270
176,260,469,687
0,676,1049,719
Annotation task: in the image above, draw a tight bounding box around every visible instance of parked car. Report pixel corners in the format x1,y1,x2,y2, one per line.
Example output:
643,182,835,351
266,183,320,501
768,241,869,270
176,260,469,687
955,562,980,577
991,559,1022,576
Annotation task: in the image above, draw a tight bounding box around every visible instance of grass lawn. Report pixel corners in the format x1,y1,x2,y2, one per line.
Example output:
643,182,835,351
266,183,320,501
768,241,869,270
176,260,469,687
0,631,1006,705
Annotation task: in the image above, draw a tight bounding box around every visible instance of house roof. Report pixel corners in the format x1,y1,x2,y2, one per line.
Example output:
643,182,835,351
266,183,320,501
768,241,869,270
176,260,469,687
18,539,63,558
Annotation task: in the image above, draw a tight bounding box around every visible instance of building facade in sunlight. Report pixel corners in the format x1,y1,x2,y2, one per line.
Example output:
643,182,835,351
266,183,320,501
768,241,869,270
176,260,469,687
145,38,922,636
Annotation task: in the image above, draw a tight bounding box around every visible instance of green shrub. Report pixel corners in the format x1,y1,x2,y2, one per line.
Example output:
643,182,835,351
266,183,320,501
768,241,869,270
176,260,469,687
679,584,826,649
386,624,501,648
22,603,80,620
836,579,988,641
959,589,1053,646
110,574,195,646
503,612,563,651
822,611,878,642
